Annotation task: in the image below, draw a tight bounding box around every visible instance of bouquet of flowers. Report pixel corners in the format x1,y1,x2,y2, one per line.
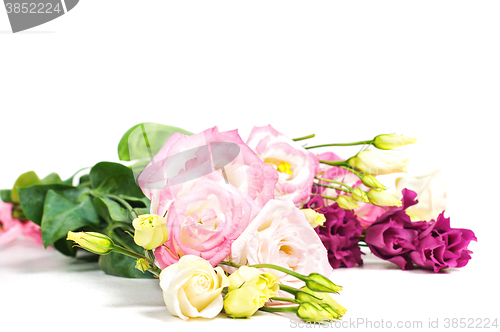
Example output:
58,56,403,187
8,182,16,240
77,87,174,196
0,123,476,322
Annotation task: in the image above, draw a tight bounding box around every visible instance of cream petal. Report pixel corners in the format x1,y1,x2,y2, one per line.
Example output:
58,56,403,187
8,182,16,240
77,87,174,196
134,229,154,247
197,294,224,319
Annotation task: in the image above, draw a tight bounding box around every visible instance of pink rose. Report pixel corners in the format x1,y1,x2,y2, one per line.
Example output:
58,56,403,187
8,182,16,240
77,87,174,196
138,127,278,215
154,173,258,268
246,125,319,207
229,199,332,288
0,201,43,246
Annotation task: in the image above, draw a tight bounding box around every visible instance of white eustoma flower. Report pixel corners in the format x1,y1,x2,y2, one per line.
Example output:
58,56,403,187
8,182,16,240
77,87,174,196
395,169,447,221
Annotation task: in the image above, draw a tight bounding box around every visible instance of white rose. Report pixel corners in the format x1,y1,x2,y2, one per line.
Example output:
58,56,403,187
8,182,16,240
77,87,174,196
159,255,229,320
395,169,447,221
229,199,332,289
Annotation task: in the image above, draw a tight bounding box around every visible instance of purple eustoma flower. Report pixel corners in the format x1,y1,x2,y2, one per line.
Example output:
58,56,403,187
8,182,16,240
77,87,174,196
365,189,477,272
364,189,420,270
410,212,477,272
308,198,364,269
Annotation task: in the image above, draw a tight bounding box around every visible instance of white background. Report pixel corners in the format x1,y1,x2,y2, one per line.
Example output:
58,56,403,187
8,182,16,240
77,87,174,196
1,1,499,331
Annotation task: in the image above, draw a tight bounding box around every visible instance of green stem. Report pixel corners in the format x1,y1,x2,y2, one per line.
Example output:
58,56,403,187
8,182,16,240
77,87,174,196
340,165,363,177
219,261,307,282
312,193,344,201
112,244,147,260
293,134,315,141
313,184,350,194
106,194,138,219
315,177,353,190
259,306,298,313
279,284,299,296
318,160,348,167
270,297,301,304
108,230,136,252
306,140,373,149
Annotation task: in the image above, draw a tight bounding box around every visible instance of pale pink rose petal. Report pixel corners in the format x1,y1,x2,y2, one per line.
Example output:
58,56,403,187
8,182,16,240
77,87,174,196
154,173,258,268
229,199,332,289
139,127,277,214
0,201,43,246
246,125,319,207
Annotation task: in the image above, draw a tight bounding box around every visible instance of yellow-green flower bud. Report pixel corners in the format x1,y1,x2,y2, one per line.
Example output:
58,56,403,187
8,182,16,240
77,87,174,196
302,209,326,228
367,189,402,207
336,195,359,211
224,285,267,318
360,174,385,189
296,302,335,322
297,287,346,319
66,231,114,255
348,150,408,176
373,134,417,150
351,187,369,203
305,273,343,294
228,266,279,299
132,214,168,250
135,258,151,273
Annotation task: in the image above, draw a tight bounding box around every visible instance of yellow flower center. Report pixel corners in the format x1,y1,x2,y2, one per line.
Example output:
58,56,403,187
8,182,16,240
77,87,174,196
277,162,292,175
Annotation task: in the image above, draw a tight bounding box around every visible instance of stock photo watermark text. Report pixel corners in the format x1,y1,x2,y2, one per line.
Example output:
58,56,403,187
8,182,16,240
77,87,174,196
290,317,499,329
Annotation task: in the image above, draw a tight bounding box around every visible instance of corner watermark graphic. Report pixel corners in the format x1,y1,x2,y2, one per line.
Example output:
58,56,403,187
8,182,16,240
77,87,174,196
3,0,79,33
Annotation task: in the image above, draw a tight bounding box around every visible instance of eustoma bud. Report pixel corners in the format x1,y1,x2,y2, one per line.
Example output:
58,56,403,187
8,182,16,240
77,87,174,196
348,150,408,176
135,258,151,273
228,266,279,298
302,209,326,228
367,189,402,207
132,214,168,250
351,187,369,203
296,287,346,319
296,302,337,322
373,134,417,150
305,273,343,294
360,174,385,189
66,231,114,255
224,286,267,318
336,195,359,211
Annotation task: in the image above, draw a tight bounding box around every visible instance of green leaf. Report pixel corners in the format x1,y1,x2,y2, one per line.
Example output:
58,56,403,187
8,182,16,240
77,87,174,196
89,162,144,198
93,196,129,222
18,183,75,225
118,194,149,208
118,122,192,161
79,174,91,185
53,237,78,257
0,190,11,203
41,173,62,184
11,171,41,203
40,190,100,248
99,252,155,279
